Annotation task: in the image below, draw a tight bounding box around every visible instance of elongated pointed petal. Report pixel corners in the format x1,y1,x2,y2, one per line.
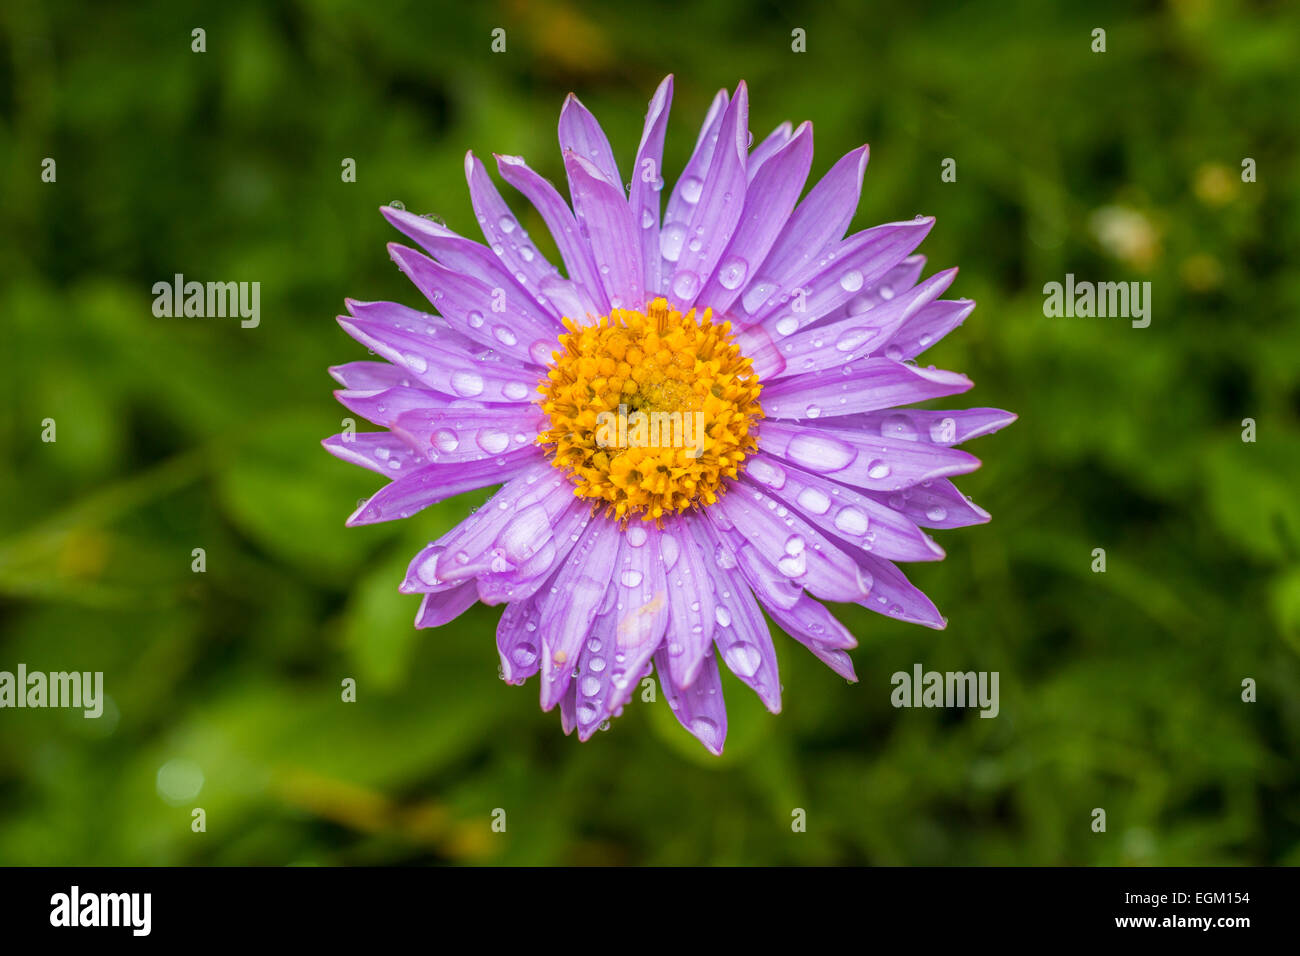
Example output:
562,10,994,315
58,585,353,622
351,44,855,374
629,75,673,296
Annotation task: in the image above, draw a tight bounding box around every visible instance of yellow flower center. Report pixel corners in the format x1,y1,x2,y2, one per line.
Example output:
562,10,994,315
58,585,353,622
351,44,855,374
538,297,763,522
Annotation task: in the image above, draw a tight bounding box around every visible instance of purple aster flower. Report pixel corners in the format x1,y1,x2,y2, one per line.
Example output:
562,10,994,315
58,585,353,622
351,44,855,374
324,76,1014,754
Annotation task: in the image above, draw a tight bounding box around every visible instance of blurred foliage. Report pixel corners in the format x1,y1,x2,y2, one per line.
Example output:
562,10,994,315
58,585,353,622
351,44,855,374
1,0,1298,865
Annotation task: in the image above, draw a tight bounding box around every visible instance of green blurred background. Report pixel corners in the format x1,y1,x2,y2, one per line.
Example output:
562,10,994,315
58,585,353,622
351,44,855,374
2,0,1297,865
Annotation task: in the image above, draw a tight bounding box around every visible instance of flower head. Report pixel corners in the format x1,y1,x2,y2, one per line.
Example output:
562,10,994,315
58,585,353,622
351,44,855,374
324,77,1014,753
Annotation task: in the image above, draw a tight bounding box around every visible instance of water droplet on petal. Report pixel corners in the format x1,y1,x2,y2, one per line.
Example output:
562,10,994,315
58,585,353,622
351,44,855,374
881,413,919,441
476,428,510,454
450,370,484,397
659,223,686,262
717,256,749,290
745,457,786,489
723,642,761,678
785,432,857,472
671,271,700,301
795,486,830,515
834,506,869,536
835,327,872,352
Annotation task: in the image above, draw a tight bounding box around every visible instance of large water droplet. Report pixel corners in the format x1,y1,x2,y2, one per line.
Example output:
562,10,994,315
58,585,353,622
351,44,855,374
671,271,700,301
432,429,460,453
723,642,761,678
796,486,831,515
745,457,786,489
777,551,806,577
881,413,919,441
785,432,857,472
529,339,554,365
835,327,872,352
659,223,686,262
476,428,510,454
740,280,777,314
717,256,749,290
450,370,484,397
834,506,869,536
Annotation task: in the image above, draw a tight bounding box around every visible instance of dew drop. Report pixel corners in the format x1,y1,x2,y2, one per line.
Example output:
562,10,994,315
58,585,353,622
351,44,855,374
835,327,872,352
881,413,919,441
785,432,857,472
833,506,869,536
476,428,510,454
717,257,749,290
659,223,686,262
795,486,831,515
723,642,761,678
450,370,484,397
671,271,700,301
745,457,786,489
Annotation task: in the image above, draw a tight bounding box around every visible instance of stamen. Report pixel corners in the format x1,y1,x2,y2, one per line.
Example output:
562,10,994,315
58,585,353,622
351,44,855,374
538,297,764,522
